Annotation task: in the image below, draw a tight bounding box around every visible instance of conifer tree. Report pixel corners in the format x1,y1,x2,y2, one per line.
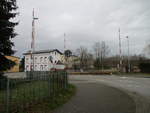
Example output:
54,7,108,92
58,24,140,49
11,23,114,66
0,0,18,76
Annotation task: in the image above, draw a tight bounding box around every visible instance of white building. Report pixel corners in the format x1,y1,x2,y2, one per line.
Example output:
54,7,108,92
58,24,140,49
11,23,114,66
24,49,65,71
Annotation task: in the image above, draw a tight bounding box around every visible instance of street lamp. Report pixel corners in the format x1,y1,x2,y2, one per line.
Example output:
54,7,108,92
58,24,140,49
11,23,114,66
126,36,130,72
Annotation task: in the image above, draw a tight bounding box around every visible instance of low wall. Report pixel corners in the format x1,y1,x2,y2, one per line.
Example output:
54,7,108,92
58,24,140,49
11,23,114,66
69,71,113,75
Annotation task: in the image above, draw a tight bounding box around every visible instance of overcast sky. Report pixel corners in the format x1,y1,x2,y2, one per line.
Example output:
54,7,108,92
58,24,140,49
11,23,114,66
13,0,150,57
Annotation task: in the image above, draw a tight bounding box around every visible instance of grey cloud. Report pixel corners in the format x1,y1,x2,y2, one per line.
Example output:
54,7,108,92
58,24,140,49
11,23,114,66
13,0,150,57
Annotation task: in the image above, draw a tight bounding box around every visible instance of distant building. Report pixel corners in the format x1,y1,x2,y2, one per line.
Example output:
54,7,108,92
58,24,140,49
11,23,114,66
5,56,20,72
61,55,79,69
24,49,65,71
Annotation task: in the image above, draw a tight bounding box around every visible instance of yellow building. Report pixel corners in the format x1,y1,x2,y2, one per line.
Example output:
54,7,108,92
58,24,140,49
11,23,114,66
5,56,20,72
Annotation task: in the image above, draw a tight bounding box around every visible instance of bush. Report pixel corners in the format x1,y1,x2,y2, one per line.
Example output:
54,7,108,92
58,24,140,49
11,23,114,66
139,63,150,73
0,73,7,90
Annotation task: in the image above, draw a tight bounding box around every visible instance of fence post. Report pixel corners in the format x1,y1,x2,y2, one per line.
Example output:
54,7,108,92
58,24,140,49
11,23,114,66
64,71,68,89
48,72,50,96
6,78,10,113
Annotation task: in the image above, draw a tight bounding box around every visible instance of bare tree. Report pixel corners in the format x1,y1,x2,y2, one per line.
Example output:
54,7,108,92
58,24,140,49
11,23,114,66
101,41,110,69
86,53,94,69
93,42,101,58
93,41,110,70
76,46,89,71
93,42,101,69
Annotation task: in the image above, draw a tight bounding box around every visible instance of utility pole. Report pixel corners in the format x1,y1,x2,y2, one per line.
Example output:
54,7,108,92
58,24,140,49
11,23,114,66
118,28,122,72
126,36,130,72
31,9,38,71
64,33,66,53
64,33,67,68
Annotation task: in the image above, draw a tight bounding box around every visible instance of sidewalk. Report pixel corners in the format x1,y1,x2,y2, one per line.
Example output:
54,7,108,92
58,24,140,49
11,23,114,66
53,82,135,113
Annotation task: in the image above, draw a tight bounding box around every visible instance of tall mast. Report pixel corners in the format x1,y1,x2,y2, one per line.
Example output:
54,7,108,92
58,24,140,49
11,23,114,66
119,28,122,71
31,9,38,71
64,33,66,52
126,36,130,72
31,9,38,52
31,9,35,51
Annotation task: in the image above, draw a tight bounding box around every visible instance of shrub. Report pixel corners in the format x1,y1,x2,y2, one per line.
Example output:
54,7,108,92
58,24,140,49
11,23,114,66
139,63,150,73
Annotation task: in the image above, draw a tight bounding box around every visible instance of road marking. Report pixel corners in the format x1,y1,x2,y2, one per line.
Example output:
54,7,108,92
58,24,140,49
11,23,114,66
120,77,128,79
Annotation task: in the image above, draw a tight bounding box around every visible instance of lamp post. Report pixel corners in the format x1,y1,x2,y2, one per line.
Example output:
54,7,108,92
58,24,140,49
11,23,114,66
126,36,130,72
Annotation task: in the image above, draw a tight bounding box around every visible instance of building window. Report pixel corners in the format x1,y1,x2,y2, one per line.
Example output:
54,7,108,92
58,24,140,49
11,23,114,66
44,57,47,62
26,65,29,71
40,65,43,71
40,57,43,62
31,65,33,70
26,58,29,63
35,57,37,63
35,65,37,71
44,65,47,70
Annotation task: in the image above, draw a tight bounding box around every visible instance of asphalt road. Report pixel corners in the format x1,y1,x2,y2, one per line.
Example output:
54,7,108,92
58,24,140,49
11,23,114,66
53,82,135,113
69,75,150,113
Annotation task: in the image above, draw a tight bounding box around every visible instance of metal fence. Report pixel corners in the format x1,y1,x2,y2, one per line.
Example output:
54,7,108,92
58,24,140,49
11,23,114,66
0,71,68,113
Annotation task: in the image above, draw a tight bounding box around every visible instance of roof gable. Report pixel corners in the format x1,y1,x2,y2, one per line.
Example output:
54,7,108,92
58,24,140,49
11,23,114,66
24,49,63,55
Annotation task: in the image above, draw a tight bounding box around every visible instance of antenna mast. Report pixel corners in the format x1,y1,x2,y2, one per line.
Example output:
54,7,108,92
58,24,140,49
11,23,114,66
119,28,122,71
31,9,38,51
64,33,66,52
31,9,38,71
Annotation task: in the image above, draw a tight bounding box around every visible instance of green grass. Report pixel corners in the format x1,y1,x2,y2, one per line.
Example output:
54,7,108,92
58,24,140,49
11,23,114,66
22,84,76,113
0,81,49,101
0,80,50,113
0,79,74,113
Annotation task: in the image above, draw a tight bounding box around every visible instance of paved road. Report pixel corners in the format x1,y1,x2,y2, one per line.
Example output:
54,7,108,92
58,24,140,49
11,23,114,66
53,82,135,113
69,75,150,113
69,75,150,100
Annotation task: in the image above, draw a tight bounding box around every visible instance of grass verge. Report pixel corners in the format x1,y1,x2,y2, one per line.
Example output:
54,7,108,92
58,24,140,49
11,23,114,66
24,84,76,113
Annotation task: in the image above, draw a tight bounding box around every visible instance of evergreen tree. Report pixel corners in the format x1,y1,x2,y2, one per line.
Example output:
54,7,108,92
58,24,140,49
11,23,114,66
0,0,18,77
64,50,72,57
19,57,25,72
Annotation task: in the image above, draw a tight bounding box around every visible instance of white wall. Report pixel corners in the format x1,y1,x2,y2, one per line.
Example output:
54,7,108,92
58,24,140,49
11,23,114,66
24,51,64,71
